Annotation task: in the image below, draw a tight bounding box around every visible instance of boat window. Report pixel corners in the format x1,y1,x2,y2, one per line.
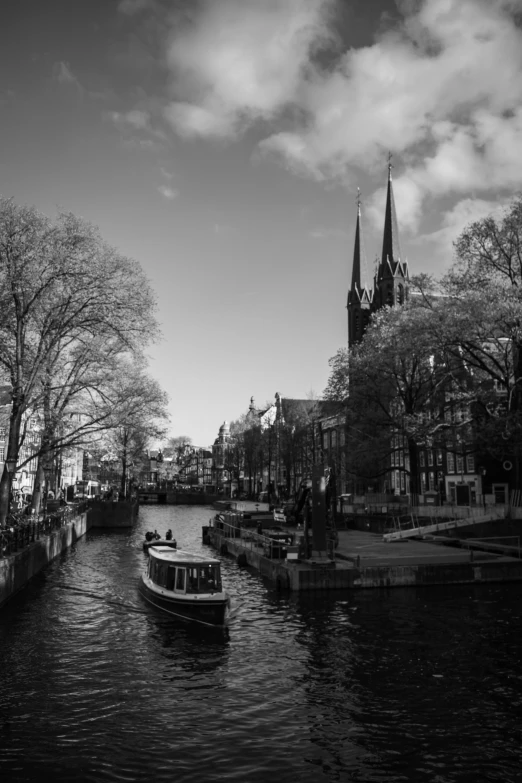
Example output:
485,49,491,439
199,565,221,592
186,567,199,593
175,568,186,592
153,562,167,588
166,565,176,591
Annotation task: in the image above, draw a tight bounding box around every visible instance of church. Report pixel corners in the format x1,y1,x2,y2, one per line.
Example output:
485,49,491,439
347,163,409,348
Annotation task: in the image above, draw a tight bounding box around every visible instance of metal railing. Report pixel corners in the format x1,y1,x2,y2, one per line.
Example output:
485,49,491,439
461,536,521,558
210,517,294,560
0,502,88,559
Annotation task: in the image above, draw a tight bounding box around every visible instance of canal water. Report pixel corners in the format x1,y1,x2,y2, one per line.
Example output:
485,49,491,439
1,505,521,783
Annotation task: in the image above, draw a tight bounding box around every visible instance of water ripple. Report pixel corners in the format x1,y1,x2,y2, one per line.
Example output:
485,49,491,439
1,505,521,782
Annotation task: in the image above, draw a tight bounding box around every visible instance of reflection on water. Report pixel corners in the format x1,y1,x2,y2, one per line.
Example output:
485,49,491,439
0,505,521,782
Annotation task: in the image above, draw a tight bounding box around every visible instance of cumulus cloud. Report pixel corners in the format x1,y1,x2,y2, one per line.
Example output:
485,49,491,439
163,0,335,139
124,0,522,255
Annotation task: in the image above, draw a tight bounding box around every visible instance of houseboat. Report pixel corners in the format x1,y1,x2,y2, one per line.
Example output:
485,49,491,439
139,545,230,626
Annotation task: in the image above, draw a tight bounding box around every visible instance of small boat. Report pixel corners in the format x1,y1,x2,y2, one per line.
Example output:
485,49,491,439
139,545,231,626
143,538,177,552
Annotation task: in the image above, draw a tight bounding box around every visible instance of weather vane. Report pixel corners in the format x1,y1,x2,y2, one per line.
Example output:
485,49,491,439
355,187,362,211
388,151,394,173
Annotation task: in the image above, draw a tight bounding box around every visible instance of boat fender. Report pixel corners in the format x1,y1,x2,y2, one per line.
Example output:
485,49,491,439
236,553,247,567
220,543,228,556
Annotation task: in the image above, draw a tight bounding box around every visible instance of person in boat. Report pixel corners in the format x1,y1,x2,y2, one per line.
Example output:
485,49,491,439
145,531,154,542
165,529,173,540
153,529,160,539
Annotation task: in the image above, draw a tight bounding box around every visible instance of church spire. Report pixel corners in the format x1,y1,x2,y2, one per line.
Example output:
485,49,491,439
350,188,367,291
380,155,402,269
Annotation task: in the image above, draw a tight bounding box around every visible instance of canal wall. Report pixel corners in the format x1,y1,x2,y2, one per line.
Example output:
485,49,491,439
207,527,522,592
88,499,138,527
0,510,89,609
139,491,220,505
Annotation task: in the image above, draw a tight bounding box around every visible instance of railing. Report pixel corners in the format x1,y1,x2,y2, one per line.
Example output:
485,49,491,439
210,517,293,561
461,536,521,558
0,502,88,559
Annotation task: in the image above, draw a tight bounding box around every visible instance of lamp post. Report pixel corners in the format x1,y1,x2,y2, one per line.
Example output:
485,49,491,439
5,458,17,513
43,464,53,518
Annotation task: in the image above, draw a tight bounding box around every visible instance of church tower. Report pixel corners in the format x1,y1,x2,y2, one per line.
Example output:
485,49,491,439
347,192,372,347
373,161,409,310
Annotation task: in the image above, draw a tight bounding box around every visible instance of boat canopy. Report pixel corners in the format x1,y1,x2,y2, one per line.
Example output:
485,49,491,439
148,546,220,566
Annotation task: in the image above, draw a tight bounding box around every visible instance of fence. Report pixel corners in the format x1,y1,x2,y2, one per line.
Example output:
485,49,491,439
0,502,88,559
210,516,294,560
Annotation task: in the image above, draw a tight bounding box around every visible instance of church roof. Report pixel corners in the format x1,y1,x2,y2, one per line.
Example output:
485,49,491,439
380,164,402,269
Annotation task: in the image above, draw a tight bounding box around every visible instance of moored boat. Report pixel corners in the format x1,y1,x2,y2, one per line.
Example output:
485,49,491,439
139,545,230,626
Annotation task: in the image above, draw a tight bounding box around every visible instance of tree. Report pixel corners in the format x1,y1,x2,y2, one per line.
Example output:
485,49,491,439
0,198,159,522
325,302,460,496
99,361,170,496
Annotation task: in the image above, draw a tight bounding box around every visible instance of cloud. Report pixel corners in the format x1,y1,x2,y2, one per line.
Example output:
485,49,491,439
52,61,82,91
158,185,178,200
118,0,152,15
163,0,335,139
414,196,509,264
259,0,522,228
108,109,151,131
127,0,522,238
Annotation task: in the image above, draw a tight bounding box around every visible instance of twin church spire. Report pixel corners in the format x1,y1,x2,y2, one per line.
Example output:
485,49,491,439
347,161,409,347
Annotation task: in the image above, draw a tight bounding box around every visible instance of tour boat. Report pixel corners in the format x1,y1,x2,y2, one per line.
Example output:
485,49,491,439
139,545,231,626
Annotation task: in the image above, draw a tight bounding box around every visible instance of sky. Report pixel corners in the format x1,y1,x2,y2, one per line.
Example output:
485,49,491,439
2,0,522,446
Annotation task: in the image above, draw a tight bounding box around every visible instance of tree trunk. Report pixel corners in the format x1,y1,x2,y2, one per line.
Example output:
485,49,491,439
0,402,23,526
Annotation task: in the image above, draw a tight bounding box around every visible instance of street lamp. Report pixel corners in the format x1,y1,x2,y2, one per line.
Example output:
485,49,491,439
5,457,17,475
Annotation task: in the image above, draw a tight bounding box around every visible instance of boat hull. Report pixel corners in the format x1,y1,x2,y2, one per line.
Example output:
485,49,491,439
139,577,229,627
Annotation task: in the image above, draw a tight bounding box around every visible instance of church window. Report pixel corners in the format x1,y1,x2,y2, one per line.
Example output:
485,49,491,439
386,285,393,305
398,284,404,304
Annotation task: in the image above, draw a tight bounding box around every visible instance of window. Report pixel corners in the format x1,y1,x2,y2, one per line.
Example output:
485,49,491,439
429,471,435,491
167,566,176,591
466,454,475,473
323,432,329,450
420,473,426,493
0,447,4,462
419,452,425,467
331,430,337,449
0,428,5,439
176,568,186,592
456,454,464,474
186,567,199,593
447,452,455,474
437,450,443,466
428,451,434,466
340,431,345,447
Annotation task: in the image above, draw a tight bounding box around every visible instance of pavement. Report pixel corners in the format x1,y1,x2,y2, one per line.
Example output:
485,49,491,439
335,529,502,568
